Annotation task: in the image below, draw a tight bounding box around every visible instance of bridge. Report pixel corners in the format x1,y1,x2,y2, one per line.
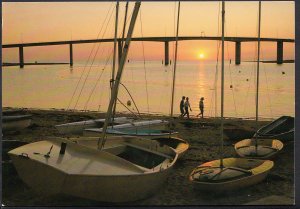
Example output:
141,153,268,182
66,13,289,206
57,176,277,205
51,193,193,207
2,36,294,68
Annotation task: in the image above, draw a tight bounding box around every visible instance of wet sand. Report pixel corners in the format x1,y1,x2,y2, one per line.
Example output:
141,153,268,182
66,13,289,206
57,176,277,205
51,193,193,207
2,108,294,206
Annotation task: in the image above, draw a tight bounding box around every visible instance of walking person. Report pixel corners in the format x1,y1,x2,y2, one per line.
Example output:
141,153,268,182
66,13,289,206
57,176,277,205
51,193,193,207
179,96,185,117
183,97,192,119
197,97,204,118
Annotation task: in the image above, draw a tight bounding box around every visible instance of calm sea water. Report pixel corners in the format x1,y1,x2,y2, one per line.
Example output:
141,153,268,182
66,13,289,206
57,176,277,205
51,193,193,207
2,61,295,119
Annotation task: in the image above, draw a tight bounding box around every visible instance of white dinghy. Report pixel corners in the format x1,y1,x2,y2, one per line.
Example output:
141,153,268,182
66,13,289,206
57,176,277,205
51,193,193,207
189,1,273,191
55,117,132,134
2,115,32,132
8,136,178,202
234,1,283,159
9,2,179,202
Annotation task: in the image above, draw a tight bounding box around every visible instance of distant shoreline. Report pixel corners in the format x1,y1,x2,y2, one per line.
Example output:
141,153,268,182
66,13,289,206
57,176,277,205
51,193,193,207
244,60,294,63
2,62,69,67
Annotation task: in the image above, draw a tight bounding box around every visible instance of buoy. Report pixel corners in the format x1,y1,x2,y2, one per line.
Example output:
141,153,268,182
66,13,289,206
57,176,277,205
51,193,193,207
230,85,233,88
246,79,249,81
239,70,241,73
127,100,131,106
282,71,285,75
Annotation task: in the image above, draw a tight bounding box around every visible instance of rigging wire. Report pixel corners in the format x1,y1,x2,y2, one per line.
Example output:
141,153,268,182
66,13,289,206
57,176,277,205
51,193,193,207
208,1,221,117
261,48,274,118
72,7,115,110
139,7,150,115
170,1,180,118
224,20,238,117
120,1,129,53
66,2,114,110
83,48,114,110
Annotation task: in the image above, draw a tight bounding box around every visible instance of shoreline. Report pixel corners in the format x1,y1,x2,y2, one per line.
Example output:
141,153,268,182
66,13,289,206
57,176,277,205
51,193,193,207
2,106,279,121
2,108,294,206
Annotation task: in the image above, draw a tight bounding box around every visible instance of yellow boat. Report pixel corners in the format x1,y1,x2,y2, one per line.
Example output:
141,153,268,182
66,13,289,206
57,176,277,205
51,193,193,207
189,158,274,192
234,138,283,159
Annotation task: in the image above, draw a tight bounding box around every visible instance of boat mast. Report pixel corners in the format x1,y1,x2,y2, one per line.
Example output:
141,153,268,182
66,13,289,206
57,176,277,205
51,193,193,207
170,1,181,118
98,1,141,149
112,2,119,88
255,1,261,148
220,0,225,168
111,1,119,122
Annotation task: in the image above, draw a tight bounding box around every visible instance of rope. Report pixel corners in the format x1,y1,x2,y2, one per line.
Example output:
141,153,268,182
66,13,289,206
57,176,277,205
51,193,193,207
119,82,141,115
116,98,140,118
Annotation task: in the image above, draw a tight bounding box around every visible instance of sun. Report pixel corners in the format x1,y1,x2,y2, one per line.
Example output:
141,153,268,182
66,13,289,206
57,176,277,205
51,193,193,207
198,53,205,59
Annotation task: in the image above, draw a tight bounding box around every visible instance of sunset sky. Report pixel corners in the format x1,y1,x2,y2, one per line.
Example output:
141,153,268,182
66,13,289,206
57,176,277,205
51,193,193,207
2,1,295,63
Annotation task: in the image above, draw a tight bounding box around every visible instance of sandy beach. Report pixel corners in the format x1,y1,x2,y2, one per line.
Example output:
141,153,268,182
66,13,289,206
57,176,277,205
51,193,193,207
2,108,294,206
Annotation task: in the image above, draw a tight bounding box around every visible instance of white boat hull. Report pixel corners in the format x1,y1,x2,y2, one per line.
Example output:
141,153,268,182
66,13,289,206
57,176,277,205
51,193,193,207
2,115,32,132
55,117,132,134
83,119,174,139
9,137,178,202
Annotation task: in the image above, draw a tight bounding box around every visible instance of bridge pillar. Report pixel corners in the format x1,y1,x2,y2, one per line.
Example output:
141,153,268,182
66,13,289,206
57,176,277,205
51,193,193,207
235,41,241,65
277,41,283,64
118,40,122,64
19,46,24,68
69,44,73,66
164,41,169,66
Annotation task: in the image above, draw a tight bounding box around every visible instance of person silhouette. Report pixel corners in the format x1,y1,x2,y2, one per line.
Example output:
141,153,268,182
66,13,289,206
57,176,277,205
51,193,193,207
183,97,192,119
179,96,185,117
197,97,204,118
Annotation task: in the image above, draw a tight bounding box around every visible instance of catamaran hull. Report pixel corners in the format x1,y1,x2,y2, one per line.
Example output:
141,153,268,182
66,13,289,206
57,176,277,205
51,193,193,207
84,130,178,140
2,116,31,132
55,117,131,134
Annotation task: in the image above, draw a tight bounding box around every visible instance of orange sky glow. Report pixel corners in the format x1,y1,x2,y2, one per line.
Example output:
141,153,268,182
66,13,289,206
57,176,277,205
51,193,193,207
2,1,295,63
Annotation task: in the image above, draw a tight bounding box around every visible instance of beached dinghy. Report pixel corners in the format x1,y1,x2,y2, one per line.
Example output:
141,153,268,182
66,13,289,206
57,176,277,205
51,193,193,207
8,136,178,202
254,116,294,141
55,117,132,134
2,115,32,132
189,158,273,192
234,138,283,159
84,119,178,138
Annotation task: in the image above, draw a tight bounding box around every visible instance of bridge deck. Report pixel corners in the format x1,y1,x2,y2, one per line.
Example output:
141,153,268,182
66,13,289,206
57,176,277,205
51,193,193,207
2,36,295,48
